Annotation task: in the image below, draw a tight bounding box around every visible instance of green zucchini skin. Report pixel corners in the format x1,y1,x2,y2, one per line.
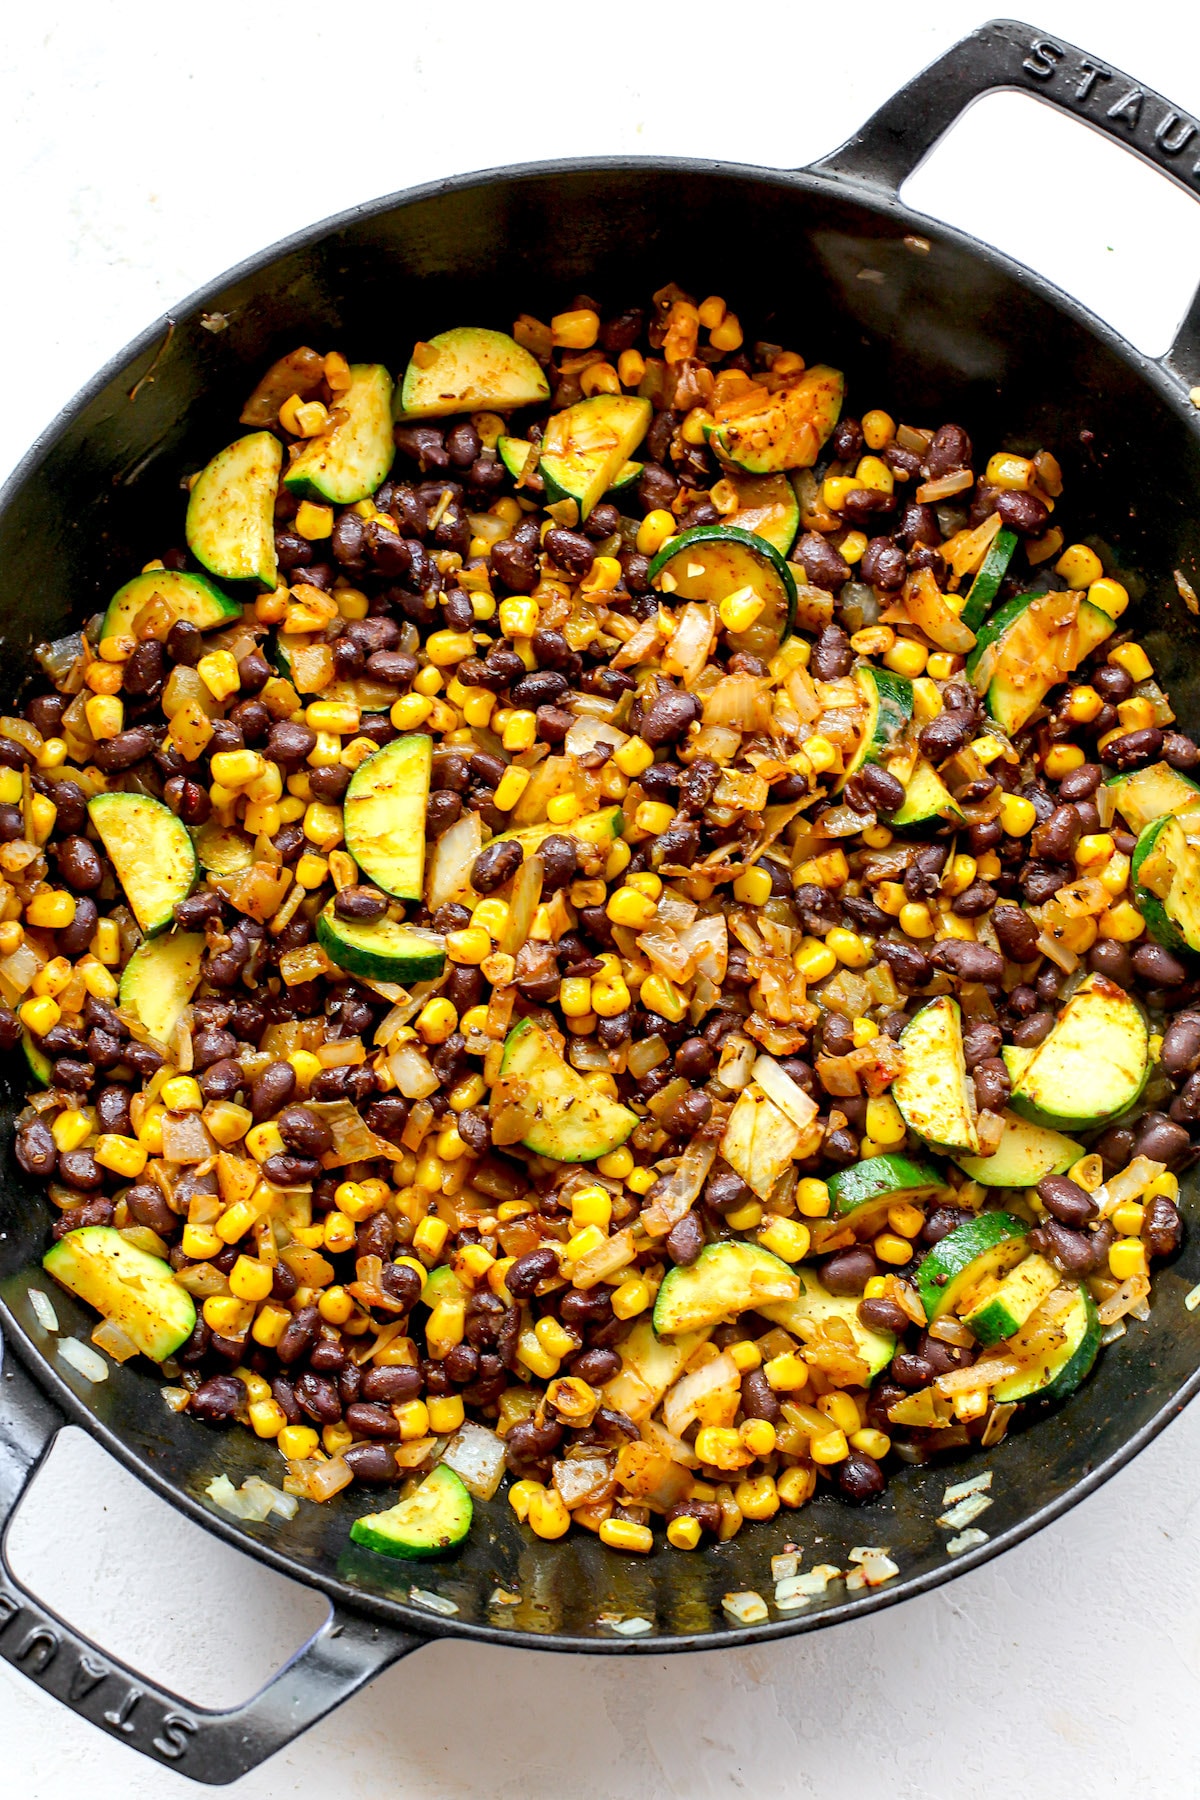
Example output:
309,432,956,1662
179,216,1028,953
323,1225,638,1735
119,932,205,1045
343,735,433,901
1131,814,1200,954
965,590,1115,735
316,904,446,982
185,431,282,589
284,363,395,505
892,996,977,1154
963,1253,1059,1347
960,527,1017,631
539,394,651,521
1106,762,1200,835
992,1286,1101,1403
101,569,240,643
652,1241,799,1337
827,1154,945,1233
648,523,797,654
759,1270,896,1379
1008,973,1149,1131
890,759,964,830
915,1211,1029,1321
350,1465,473,1559
954,1112,1082,1187
43,1226,195,1362
498,1019,636,1163
838,665,913,787
87,793,197,937
397,328,549,420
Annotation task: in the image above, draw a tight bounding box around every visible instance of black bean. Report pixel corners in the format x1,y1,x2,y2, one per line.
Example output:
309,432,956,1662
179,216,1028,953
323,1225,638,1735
837,1453,886,1502
859,537,907,590
1144,1195,1184,1258
810,625,854,680
249,1061,296,1122
858,1296,911,1335
856,763,905,815
55,835,104,893
821,1247,878,1295
278,1105,333,1156
1020,860,1072,905
1101,728,1164,771
929,940,1005,984
543,528,595,580
1161,1012,1200,1076
992,904,1040,962
1036,1172,1097,1227
539,834,577,893
1134,1113,1191,1166
1056,762,1102,802
190,1376,245,1423
91,727,155,773
1132,943,1189,987
704,1169,753,1213
972,1057,1011,1112
507,1246,560,1297
1163,732,1200,772
510,670,569,710
740,1368,781,1423
641,689,700,746
266,719,317,770
165,618,203,665
951,880,997,918
896,502,940,548
995,490,1049,535
925,423,972,478
1032,805,1080,864
1010,1011,1055,1047
470,839,523,894
360,1365,423,1406
918,710,973,765
875,939,931,989
308,762,352,802
795,531,850,590
57,1148,103,1190
1032,1219,1103,1274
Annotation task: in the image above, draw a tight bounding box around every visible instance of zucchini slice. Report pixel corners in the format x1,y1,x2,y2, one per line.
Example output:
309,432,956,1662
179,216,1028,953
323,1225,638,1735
1106,761,1200,835
185,431,282,589
284,363,394,505
893,995,979,1155
1009,972,1149,1131
759,1269,896,1379
1132,814,1200,953
991,1284,1101,1403
88,793,197,936
648,524,797,656
343,735,433,902
954,1111,1082,1187
539,394,652,522
890,758,965,830
652,1241,799,1337
316,903,445,982
491,805,625,859
273,633,397,713
23,1030,52,1088
398,328,550,421
827,1153,945,1234
101,569,240,643
497,1018,636,1163
963,1252,1059,1346
724,472,801,558
965,591,1115,736
915,1211,1029,1322
350,1465,472,1559
193,822,257,876
707,364,843,474
43,1226,195,1362
118,931,205,1045
959,527,1017,632
497,435,641,495
602,1318,713,1422
839,664,913,789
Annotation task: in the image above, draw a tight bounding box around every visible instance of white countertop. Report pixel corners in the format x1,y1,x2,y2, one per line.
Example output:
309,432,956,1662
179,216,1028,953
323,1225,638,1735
4,2,1200,1792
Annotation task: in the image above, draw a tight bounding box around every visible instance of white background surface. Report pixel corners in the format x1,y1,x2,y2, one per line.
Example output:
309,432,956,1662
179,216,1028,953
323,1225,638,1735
3,2,1200,1793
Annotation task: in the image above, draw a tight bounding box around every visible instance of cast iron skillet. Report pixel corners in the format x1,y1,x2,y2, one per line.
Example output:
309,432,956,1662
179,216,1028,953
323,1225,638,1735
2,17,1200,1783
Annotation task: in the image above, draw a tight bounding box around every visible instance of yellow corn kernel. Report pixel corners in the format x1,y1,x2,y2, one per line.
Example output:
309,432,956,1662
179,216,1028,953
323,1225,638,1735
718,586,765,633
243,1394,286,1439
1109,641,1153,683
591,978,632,1018
291,499,333,540
1064,684,1103,725
898,901,935,939
51,1109,93,1154
26,889,76,930
850,1427,892,1459
461,687,496,729
882,636,927,678
389,694,433,730
552,978,589,1024
196,650,241,701
724,1199,763,1232
202,1294,254,1337
415,997,458,1045
302,802,343,851
603,885,655,930
611,1277,652,1320
1088,576,1128,619
570,1187,612,1232
313,1285,354,1326
447,1070,487,1113
275,1424,320,1461
999,793,1037,836
1097,902,1145,942
824,926,870,969
243,1121,285,1165
722,867,770,913
795,1178,830,1220
588,1149,631,1186
885,1201,924,1239
487,767,532,817
855,454,893,494
810,1428,850,1465
162,1075,203,1113
598,1516,654,1553
764,1352,809,1392
840,531,868,565
1076,833,1115,868
19,996,60,1036
667,1514,701,1550
31,956,72,998
499,710,536,753
134,1103,166,1155
821,476,856,512
1043,744,1085,780
777,1466,817,1509
709,312,743,352
210,748,265,789
851,1019,879,1050
912,676,942,721
739,1417,778,1459
615,738,657,784
862,410,895,450
640,973,688,1023
498,597,540,639
581,554,623,594
985,451,1034,490
444,926,490,966
1055,543,1103,588
1111,1200,1146,1237
409,1216,448,1263
563,1225,606,1265
551,308,599,349
180,1221,221,1260
84,694,124,740
874,1232,913,1265
94,1133,149,1178
625,1168,657,1196
422,1394,464,1437
793,938,837,981
1117,696,1157,734
36,737,67,770
1109,1237,1147,1281
758,1217,810,1262
226,1254,273,1303
0,919,22,954
802,734,837,774
319,1209,354,1254
695,1426,750,1472
532,1316,576,1362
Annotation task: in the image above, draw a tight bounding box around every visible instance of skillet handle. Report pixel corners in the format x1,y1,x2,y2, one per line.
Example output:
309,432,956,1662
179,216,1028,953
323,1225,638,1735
810,16,1200,388
0,1337,423,1784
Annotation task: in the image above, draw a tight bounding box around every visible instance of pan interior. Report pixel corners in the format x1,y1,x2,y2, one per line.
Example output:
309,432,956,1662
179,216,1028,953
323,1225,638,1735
3,162,1200,1646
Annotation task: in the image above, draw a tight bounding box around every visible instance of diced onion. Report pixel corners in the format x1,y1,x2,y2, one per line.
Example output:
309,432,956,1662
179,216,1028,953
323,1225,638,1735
440,1421,507,1500
409,1587,459,1617
388,1042,441,1100
722,1591,768,1625
426,811,483,912
28,1288,59,1334
58,1337,109,1383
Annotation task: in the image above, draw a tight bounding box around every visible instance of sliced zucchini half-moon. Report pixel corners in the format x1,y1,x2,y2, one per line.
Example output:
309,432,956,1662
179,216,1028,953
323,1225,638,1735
647,523,796,657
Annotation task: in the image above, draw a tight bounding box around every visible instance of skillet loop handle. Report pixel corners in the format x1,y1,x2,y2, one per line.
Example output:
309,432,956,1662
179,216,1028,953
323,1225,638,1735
810,16,1200,388
0,1338,423,1784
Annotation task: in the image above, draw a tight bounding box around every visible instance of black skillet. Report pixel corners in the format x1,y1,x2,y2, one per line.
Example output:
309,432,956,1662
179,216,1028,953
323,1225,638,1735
3,17,1200,1784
